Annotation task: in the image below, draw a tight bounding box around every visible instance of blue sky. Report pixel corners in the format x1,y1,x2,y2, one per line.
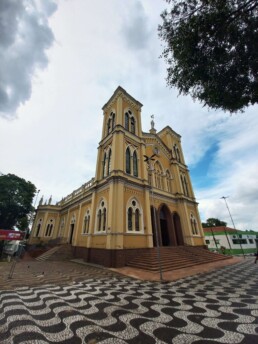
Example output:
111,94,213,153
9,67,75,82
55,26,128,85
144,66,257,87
190,142,219,190
0,0,257,231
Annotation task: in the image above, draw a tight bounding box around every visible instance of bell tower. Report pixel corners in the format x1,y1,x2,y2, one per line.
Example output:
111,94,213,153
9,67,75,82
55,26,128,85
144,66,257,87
92,86,152,251
95,86,146,182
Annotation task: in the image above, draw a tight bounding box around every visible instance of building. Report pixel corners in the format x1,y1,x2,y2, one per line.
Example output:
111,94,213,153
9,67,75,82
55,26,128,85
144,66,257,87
29,87,205,267
204,226,258,255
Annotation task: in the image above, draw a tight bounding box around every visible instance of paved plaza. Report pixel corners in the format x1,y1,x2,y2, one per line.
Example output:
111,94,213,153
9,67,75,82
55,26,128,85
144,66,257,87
0,257,257,343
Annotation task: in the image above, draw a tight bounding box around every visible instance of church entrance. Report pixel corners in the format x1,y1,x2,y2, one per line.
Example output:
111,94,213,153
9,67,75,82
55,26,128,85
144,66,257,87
151,205,184,247
159,206,170,246
69,223,75,244
172,212,184,246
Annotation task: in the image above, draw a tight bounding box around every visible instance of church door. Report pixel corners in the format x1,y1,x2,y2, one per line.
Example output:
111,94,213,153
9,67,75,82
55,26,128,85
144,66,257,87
69,223,75,244
172,212,184,246
159,206,170,246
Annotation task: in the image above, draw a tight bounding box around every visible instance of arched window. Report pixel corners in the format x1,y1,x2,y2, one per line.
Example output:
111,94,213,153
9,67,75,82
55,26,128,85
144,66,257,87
107,149,112,176
135,209,140,231
154,161,164,190
107,112,115,135
133,151,138,177
83,217,87,234
190,214,198,235
98,209,102,232
128,207,133,231
83,210,90,234
126,147,131,174
96,200,107,233
45,219,54,237
131,117,135,134
181,174,189,196
86,215,90,233
112,112,115,129
173,144,181,162
103,152,106,178
166,170,172,193
35,218,42,237
184,176,189,196
181,175,185,194
126,199,143,232
125,112,129,130
102,208,106,231
107,118,112,134
125,110,136,134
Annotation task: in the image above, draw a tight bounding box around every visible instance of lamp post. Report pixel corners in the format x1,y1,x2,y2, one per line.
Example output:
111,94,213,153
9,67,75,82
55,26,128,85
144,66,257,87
144,154,163,281
221,196,245,258
210,227,219,252
224,227,232,254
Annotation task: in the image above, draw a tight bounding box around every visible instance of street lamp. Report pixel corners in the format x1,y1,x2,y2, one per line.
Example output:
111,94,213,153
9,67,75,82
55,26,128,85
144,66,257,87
143,154,163,281
221,196,245,258
210,226,219,252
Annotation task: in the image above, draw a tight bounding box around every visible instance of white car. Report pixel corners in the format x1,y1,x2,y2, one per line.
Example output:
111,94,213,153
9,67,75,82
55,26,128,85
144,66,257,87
3,240,21,256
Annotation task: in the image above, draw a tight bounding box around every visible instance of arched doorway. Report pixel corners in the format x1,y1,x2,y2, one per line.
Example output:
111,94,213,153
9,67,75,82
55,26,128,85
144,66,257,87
159,205,171,246
172,212,184,245
151,206,184,247
150,206,158,247
69,223,75,244
69,215,76,244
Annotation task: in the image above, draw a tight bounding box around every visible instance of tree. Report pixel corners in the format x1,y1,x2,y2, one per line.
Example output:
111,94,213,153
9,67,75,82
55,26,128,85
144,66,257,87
0,174,37,230
202,218,227,227
158,0,258,113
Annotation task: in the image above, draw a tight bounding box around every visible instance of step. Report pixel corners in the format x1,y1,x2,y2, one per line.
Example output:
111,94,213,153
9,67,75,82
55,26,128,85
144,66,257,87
126,246,231,272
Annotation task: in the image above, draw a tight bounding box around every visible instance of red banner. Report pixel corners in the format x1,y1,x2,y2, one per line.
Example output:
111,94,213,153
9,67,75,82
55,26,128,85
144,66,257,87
0,230,25,241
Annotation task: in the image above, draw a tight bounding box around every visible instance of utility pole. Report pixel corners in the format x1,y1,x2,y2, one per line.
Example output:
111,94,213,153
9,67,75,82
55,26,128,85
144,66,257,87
221,196,245,258
143,153,163,282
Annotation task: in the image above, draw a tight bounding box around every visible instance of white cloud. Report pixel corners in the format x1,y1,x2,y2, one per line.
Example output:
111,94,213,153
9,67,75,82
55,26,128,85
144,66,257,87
0,0,57,118
0,0,257,231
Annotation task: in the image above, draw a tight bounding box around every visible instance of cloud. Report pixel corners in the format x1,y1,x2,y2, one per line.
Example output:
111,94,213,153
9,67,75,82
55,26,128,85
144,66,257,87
0,0,57,118
195,109,258,230
121,1,152,50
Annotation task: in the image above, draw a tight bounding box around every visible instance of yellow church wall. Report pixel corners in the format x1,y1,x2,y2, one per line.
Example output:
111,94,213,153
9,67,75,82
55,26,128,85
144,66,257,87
91,234,107,248
123,234,149,248
73,197,94,247
192,236,206,246
29,209,61,244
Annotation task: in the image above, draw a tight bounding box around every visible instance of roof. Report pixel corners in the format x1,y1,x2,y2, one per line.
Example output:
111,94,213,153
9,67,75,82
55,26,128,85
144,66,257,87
102,86,143,110
157,125,181,139
203,226,239,234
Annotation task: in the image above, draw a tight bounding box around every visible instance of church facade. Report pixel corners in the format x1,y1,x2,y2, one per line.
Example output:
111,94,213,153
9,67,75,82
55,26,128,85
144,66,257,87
29,87,205,267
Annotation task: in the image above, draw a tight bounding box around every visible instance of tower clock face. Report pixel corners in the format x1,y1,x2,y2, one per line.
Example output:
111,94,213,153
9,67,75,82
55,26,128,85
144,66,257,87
153,145,160,155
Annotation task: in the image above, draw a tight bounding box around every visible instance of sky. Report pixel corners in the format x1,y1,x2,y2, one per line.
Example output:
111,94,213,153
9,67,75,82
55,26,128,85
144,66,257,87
0,0,258,231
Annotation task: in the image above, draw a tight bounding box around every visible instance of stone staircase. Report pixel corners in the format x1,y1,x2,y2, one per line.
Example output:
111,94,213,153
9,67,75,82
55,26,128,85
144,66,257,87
35,244,74,262
126,246,231,272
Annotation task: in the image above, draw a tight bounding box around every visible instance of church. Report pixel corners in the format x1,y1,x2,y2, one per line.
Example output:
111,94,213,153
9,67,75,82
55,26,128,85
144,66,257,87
29,86,205,267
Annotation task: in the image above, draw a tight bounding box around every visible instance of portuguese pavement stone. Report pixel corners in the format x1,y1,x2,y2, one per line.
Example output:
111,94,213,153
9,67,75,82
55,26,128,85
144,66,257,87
0,257,257,343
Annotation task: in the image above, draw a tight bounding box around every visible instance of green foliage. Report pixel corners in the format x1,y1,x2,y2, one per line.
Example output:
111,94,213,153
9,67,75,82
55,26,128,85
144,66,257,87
0,174,37,230
158,0,258,112
202,217,227,227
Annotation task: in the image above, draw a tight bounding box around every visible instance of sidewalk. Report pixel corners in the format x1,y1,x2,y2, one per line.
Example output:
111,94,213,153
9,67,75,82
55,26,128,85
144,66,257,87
0,256,243,290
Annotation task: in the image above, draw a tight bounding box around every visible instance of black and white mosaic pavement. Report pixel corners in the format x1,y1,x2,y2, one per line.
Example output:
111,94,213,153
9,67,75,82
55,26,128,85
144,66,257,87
0,258,257,343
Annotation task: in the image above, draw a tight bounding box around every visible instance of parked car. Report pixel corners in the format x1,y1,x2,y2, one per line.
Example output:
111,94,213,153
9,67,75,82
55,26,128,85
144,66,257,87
3,240,21,256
